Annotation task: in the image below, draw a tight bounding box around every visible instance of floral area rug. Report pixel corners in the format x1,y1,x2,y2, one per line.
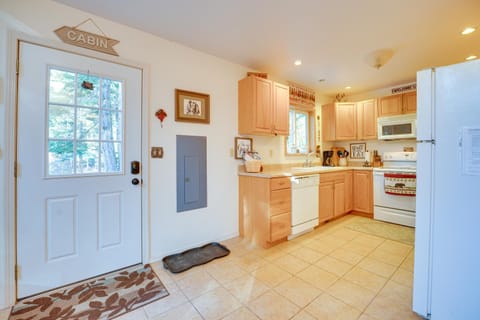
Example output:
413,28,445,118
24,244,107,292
9,264,168,320
345,218,415,245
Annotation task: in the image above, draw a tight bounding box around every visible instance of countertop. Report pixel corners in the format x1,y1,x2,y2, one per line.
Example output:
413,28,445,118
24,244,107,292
238,164,374,178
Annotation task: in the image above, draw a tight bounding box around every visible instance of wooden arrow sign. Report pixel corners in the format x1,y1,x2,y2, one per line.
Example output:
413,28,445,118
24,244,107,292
54,26,119,56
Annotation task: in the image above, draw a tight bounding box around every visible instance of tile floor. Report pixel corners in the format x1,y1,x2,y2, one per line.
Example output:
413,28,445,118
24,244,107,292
0,215,422,320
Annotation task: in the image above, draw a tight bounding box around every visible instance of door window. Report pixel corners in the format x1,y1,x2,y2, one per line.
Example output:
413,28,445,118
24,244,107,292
47,67,124,176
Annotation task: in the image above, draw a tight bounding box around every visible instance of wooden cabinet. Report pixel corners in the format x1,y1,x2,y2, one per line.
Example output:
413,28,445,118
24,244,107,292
322,103,357,141
239,176,291,247
353,170,373,215
238,76,289,136
318,171,352,222
356,99,377,140
378,91,416,117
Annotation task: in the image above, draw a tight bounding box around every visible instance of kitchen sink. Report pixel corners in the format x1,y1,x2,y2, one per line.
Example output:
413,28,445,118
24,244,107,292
291,166,334,173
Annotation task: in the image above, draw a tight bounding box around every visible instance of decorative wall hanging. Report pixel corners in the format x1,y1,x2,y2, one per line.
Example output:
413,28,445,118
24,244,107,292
350,143,366,159
54,18,119,56
155,108,167,127
175,89,210,124
235,137,253,159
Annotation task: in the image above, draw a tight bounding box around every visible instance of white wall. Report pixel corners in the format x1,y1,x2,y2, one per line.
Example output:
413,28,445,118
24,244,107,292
0,0,251,308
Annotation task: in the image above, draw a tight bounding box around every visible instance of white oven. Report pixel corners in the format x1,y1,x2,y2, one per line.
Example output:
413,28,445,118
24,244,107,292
373,152,416,227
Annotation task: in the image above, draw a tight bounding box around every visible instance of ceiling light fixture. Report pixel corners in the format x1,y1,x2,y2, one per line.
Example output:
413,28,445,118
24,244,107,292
461,27,476,35
365,49,394,69
466,55,477,61
345,86,352,90
294,60,302,66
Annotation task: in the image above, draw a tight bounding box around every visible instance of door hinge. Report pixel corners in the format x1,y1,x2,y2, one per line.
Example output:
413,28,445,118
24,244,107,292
14,161,18,178
16,58,20,75
15,265,21,280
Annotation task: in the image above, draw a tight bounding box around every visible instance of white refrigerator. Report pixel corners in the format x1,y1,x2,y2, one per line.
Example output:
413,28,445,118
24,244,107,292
413,59,480,319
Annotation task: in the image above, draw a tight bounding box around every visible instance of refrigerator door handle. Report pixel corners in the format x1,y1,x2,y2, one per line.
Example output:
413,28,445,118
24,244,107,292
416,139,436,144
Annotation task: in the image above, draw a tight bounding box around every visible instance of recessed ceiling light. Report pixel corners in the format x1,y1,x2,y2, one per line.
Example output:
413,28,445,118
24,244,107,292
294,60,302,66
345,86,352,90
461,27,476,35
466,55,477,60
318,79,326,82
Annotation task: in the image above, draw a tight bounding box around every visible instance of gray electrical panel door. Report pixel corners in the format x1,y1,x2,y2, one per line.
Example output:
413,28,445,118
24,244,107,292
176,135,207,212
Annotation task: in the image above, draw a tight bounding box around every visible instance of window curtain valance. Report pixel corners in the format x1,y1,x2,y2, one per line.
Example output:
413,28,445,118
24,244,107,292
288,82,316,111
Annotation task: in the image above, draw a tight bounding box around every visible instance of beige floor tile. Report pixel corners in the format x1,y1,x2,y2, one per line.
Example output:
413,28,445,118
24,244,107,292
305,293,361,320
191,287,241,320
315,255,354,277
377,240,412,256
232,253,269,272
329,247,364,265
150,302,203,320
327,279,377,311
364,281,421,320
274,277,322,308
115,308,147,320
357,257,398,278
368,248,408,266
272,254,310,274
296,265,339,290
223,274,270,303
176,270,220,299
254,247,287,261
272,240,303,253
358,313,381,320
400,251,415,272
289,246,324,263
391,268,414,288
290,310,316,320
306,235,348,254
247,290,300,320
205,260,249,285
341,241,376,256
221,307,260,320
329,228,362,241
251,264,292,288
143,288,188,318
343,266,388,293
351,234,385,249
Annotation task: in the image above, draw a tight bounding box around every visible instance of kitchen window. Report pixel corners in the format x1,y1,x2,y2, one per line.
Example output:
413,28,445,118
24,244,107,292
286,108,313,154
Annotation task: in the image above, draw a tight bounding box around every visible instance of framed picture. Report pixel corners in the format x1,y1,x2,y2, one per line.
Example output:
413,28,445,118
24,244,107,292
175,89,210,124
350,143,366,159
235,137,253,159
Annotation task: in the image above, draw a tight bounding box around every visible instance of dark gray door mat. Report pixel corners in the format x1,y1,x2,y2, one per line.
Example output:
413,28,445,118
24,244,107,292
162,242,230,273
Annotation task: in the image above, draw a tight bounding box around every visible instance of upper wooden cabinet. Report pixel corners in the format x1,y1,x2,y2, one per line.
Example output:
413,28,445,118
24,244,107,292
356,99,377,140
322,102,357,141
238,76,289,136
378,91,417,117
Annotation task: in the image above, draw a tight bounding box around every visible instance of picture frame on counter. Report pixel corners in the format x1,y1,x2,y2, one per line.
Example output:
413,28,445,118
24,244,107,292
350,143,366,159
175,89,210,124
235,137,252,159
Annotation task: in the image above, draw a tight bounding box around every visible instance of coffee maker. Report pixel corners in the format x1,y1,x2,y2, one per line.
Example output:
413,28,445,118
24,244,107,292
323,151,334,166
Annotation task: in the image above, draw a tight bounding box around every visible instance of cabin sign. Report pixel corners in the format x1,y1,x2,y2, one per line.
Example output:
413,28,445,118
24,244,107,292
54,25,119,56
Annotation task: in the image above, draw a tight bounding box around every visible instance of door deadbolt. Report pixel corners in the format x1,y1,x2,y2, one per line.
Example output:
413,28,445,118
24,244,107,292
131,161,140,174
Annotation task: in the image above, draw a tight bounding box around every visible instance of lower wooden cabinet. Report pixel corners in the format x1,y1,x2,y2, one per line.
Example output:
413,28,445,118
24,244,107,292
239,176,291,247
319,171,351,223
353,170,373,215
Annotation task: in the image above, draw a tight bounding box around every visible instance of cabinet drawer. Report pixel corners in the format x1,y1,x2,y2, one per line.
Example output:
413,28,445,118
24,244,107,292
270,189,291,215
270,212,291,241
270,177,291,190
320,171,347,183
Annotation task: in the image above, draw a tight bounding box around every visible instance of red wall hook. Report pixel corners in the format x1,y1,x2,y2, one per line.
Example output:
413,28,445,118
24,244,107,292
155,108,167,127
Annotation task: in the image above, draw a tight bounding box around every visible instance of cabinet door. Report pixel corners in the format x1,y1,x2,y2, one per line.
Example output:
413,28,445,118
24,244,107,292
353,171,373,213
335,103,357,140
357,99,377,140
378,94,403,117
321,103,335,141
344,171,353,212
272,82,290,135
403,91,417,114
254,77,274,133
334,181,345,216
319,182,334,222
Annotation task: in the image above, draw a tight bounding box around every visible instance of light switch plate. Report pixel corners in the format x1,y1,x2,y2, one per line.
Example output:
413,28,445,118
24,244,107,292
151,146,164,158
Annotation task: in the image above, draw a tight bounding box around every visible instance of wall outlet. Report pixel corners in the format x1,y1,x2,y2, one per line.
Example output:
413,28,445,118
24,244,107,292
151,146,164,158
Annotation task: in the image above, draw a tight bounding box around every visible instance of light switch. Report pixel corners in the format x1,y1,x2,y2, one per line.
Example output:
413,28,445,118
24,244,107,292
151,147,164,158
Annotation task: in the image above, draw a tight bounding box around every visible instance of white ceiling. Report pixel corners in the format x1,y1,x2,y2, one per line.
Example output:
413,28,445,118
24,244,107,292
54,0,480,96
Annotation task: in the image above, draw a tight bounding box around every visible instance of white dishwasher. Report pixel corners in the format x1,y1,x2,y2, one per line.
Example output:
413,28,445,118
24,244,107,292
289,174,320,239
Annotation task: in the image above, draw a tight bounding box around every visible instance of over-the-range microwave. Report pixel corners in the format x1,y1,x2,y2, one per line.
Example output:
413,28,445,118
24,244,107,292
377,114,417,140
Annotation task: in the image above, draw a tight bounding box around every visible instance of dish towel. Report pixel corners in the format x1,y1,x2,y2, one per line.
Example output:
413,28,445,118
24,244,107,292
384,173,416,196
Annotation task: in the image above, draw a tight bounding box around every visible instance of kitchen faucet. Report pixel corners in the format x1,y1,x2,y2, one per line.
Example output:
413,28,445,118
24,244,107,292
303,152,316,167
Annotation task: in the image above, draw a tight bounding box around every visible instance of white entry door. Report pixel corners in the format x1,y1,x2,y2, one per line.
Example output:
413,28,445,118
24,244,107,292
16,42,143,298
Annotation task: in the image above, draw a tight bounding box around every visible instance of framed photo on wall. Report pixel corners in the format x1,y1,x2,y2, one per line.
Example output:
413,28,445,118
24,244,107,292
350,143,366,159
175,89,210,124
235,137,253,159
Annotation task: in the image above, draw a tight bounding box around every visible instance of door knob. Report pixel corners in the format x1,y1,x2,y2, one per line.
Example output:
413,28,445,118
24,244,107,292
132,178,140,185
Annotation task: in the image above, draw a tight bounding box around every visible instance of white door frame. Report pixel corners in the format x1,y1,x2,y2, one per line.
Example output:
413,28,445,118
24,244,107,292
2,31,150,307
